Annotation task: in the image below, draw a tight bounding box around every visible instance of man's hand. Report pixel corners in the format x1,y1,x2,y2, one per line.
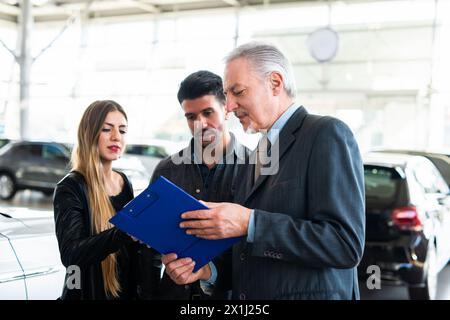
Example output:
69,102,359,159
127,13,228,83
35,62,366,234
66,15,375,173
162,253,211,285
180,201,251,240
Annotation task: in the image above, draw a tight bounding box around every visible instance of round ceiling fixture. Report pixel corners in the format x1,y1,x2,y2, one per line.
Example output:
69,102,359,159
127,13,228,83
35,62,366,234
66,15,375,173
306,27,339,63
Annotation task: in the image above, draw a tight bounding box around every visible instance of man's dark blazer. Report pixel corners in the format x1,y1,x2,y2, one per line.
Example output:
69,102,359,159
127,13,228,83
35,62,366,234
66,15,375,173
232,106,366,300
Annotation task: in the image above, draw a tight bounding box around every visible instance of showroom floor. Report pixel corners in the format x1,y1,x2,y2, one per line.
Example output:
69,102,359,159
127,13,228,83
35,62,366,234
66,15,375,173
360,266,450,299
2,190,450,300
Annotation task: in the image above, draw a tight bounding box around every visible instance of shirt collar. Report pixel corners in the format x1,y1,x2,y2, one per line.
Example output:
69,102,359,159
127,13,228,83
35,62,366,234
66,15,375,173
265,103,300,145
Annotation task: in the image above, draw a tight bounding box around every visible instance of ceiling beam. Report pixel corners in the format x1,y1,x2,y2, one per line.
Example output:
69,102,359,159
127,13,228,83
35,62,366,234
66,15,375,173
0,2,20,15
221,0,240,7
130,0,160,13
0,0,325,23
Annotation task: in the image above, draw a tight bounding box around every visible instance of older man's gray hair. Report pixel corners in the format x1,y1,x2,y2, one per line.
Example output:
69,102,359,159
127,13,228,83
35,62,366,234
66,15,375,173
225,42,297,99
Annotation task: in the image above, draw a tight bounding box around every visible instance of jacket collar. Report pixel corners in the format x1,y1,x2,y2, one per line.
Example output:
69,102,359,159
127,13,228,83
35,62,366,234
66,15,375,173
244,106,308,202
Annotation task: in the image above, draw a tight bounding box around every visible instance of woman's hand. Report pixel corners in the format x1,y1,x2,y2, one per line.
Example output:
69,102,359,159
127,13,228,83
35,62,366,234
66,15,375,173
128,234,151,248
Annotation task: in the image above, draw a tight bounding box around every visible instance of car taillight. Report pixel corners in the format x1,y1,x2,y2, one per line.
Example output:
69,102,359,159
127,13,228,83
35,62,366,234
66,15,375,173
391,206,423,231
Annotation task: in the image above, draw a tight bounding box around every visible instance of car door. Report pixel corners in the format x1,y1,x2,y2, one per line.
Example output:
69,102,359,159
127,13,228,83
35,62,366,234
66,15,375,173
0,214,27,299
40,143,70,186
6,143,42,187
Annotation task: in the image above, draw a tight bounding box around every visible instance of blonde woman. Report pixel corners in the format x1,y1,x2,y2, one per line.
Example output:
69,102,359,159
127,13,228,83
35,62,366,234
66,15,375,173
54,100,160,299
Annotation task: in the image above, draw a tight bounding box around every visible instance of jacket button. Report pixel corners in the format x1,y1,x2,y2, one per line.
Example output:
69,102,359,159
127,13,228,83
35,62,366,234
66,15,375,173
195,189,201,194
239,293,246,300
240,253,245,261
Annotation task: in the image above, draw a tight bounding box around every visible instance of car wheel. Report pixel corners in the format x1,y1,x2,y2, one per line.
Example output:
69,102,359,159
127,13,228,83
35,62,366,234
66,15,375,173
0,173,17,200
408,243,438,300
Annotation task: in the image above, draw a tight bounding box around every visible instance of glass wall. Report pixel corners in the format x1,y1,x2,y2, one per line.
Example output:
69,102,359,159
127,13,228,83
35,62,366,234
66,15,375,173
0,0,449,152
0,20,18,139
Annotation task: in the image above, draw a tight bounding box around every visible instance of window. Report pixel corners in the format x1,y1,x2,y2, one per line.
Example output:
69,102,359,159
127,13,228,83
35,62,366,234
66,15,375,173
10,144,42,158
364,166,401,203
126,145,168,158
42,144,68,161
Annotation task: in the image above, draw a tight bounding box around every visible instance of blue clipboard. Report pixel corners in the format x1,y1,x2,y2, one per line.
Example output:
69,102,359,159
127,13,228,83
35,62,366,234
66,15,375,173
110,176,243,272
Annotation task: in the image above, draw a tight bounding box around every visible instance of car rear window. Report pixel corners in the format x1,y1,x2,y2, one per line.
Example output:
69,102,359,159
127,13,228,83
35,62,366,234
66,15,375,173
364,166,401,203
126,145,168,158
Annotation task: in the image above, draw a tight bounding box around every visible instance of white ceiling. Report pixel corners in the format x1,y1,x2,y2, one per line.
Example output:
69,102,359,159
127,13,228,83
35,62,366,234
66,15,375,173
0,0,312,22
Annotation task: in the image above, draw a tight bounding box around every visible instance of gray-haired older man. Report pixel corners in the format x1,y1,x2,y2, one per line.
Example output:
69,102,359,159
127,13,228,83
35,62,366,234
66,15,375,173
163,42,366,300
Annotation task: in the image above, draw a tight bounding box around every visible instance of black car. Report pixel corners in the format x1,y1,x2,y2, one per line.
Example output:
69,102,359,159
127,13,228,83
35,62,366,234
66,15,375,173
359,152,450,299
0,141,70,200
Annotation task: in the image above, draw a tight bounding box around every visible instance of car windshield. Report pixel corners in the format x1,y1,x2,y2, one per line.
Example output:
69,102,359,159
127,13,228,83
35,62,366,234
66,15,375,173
364,166,401,204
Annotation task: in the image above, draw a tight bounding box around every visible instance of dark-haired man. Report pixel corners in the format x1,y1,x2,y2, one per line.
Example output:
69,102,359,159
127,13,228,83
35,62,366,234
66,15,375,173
138,70,249,300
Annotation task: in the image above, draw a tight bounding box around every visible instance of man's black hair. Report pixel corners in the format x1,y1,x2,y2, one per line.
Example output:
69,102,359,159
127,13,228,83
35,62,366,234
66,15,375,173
177,70,226,105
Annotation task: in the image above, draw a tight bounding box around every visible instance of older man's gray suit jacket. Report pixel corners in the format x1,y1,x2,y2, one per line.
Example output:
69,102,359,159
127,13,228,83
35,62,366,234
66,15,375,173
232,106,365,300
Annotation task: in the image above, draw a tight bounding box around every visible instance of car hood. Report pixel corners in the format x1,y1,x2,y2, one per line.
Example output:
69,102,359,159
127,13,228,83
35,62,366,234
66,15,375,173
0,207,55,239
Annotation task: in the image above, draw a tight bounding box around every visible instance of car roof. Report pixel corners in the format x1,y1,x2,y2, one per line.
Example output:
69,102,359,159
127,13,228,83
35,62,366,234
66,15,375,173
363,152,428,169
9,140,65,145
371,149,450,185
374,149,450,159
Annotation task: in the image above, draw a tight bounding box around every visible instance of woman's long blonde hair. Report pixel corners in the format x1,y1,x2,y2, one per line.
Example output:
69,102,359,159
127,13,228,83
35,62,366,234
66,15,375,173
72,100,127,298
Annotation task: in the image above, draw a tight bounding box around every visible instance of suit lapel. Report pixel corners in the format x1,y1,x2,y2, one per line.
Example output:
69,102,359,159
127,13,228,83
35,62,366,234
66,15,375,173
244,106,308,203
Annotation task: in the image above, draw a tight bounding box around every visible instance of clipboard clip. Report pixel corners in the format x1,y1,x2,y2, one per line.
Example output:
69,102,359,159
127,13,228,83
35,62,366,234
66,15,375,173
126,190,159,217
